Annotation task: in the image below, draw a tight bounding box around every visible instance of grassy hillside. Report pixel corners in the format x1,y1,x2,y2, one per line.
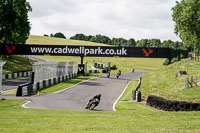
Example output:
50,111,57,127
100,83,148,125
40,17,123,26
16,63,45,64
141,59,200,102
35,56,165,73
26,35,110,46
1,55,33,74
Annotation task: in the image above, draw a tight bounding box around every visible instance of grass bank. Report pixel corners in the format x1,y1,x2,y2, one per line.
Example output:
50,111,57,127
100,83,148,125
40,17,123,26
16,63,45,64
1,55,33,74
141,59,200,102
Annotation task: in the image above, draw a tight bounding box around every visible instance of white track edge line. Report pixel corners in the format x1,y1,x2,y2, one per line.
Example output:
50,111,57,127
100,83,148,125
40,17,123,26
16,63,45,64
112,80,132,111
22,101,31,108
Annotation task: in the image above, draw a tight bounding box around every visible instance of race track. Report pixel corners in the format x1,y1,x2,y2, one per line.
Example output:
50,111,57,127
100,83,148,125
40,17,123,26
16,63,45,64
24,71,147,111
2,78,31,91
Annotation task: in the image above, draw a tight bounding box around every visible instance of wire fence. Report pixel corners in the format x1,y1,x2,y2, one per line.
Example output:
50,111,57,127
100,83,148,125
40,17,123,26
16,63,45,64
188,53,200,61
185,76,200,89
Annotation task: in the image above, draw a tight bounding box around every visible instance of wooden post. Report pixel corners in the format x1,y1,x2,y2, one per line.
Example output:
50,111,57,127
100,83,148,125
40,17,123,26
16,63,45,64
192,76,198,86
185,77,189,89
191,76,193,87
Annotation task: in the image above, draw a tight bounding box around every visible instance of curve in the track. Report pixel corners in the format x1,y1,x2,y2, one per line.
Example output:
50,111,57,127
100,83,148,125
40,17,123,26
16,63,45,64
24,71,148,111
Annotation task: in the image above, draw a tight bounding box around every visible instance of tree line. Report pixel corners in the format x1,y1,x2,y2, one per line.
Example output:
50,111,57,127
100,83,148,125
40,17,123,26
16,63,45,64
46,33,186,50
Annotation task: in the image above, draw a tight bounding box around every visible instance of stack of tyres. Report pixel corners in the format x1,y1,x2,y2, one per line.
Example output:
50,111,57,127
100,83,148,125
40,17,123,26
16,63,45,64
147,95,200,111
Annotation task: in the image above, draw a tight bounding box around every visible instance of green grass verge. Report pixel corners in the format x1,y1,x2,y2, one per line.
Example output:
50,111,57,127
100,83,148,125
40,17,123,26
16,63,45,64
2,89,17,95
141,59,200,102
41,73,101,93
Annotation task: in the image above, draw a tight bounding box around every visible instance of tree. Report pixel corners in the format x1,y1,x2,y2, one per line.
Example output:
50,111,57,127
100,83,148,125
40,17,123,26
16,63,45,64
0,0,32,44
172,0,200,53
53,32,66,39
111,38,127,46
127,38,136,47
149,39,161,48
89,36,96,42
95,34,111,44
161,40,174,48
70,33,86,40
85,35,93,41
44,34,49,37
136,39,149,47
50,34,54,37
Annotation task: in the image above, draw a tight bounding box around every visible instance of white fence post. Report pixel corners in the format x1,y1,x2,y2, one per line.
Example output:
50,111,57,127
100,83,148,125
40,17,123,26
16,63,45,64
185,77,189,89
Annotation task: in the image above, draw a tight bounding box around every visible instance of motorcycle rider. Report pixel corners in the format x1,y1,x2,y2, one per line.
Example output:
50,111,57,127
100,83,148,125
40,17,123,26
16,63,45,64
107,70,110,78
116,70,121,79
85,94,101,109
93,94,101,101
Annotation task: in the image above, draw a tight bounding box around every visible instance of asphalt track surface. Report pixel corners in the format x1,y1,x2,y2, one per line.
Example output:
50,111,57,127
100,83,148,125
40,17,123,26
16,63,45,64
1,56,44,92
2,78,31,91
23,71,148,111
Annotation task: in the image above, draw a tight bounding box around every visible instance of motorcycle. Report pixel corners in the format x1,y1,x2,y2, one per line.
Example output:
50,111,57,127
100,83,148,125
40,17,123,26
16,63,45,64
107,72,110,78
85,94,101,110
116,70,121,79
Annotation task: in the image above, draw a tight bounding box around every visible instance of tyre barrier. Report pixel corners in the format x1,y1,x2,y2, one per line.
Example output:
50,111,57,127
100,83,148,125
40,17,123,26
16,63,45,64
147,95,200,111
3,71,31,81
88,70,99,73
16,73,77,96
16,82,32,96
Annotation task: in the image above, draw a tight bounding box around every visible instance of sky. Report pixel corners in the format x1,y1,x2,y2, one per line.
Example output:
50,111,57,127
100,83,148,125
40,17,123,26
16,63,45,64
27,0,181,42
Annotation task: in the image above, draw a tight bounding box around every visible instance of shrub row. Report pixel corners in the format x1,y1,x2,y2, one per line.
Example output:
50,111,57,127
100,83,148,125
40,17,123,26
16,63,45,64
147,95,200,111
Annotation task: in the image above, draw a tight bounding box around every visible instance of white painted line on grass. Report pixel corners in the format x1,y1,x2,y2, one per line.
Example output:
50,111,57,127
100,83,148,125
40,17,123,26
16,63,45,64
22,101,31,108
113,80,132,111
